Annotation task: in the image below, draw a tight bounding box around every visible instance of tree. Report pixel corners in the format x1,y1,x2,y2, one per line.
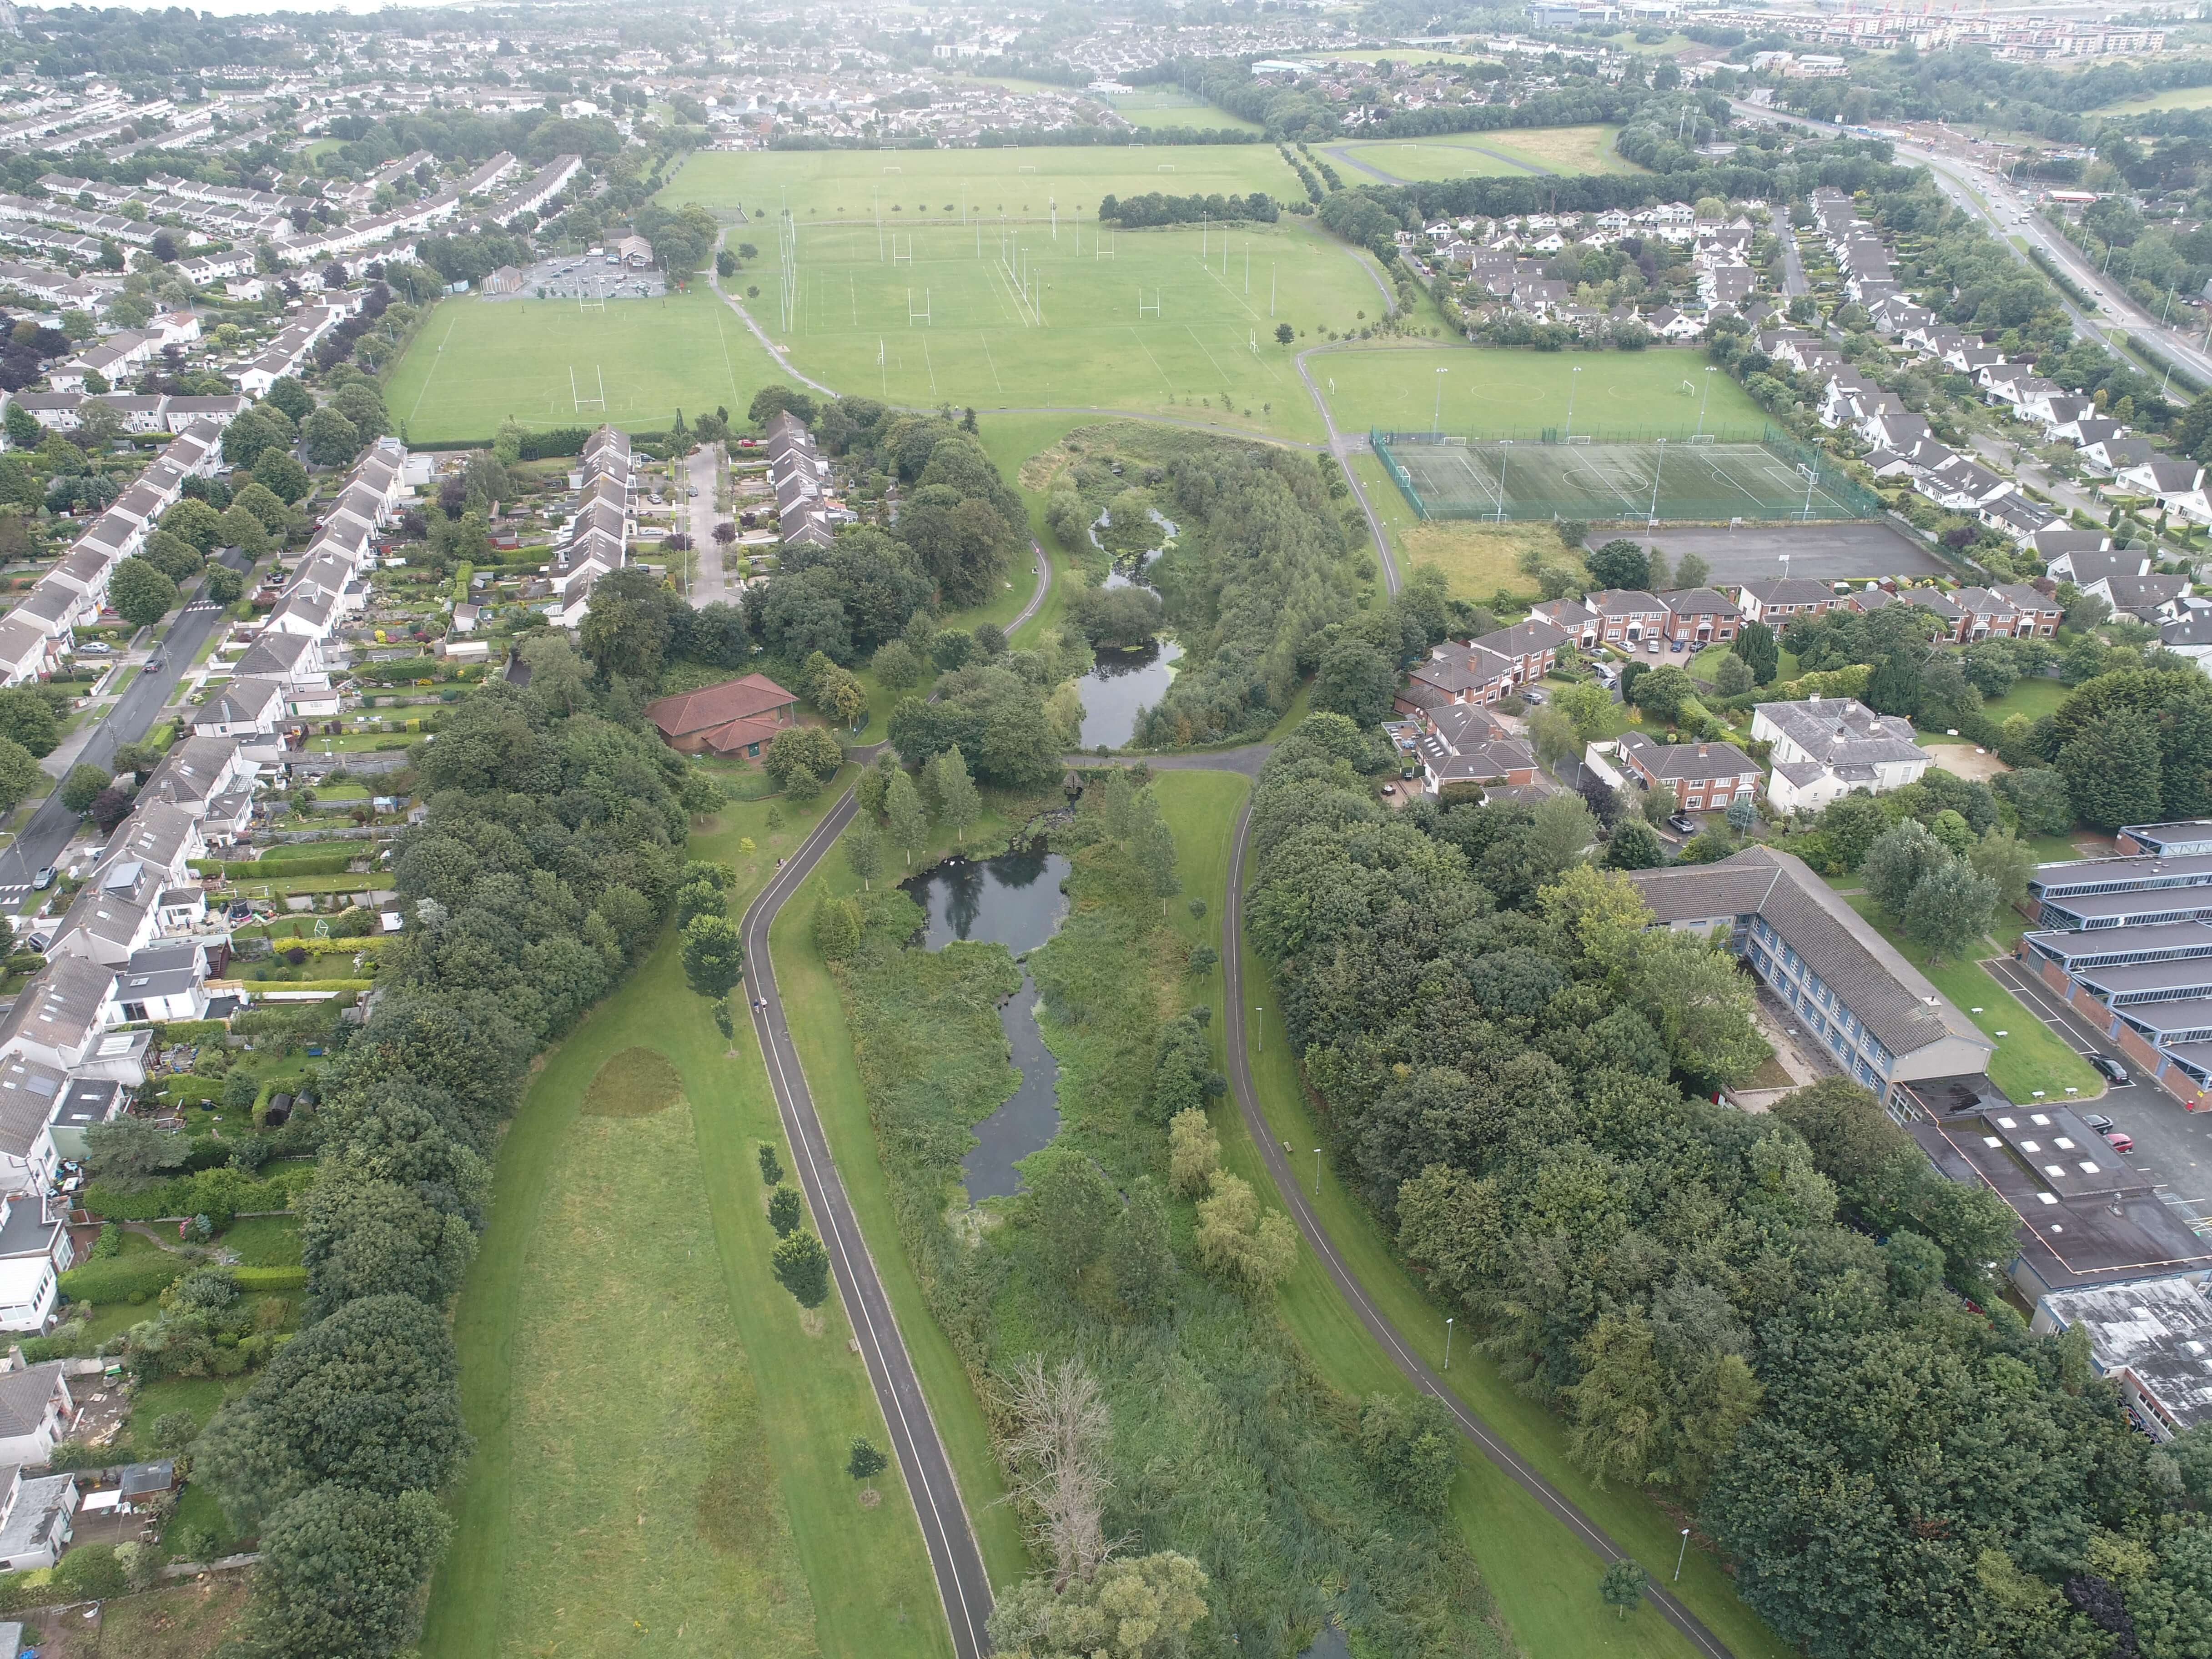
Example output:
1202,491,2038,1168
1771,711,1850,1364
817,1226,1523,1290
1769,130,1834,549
772,1228,830,1306
264,376,315,422
302,406,361,466
231,480,291,535
1275,322,1294,345
2061,709,2163,831
3,401,38,450
161,496,226,553
1108,1176,1176,1318
1731,620,1779,685
1967,828,2036,911
1600,1558,1645,1622
203,563,245,604
1357,1393,1460,1514
1312,638,1398,726
995,1352,1113,1587
109,556,177,627
1585,538,1650,590
57,762,110,819
1861,819,1949,920
219,503,270,558
84,1113,187,1186
0,737,41,818
253,444,309,504
88,785,133,834
1605,816,1667,870
763,724,842,795
577,566,674,684
987,1552,1209,1659
1194,1171,1297,1297
1713,651,1755,698
768,1184,804,1236
1674,552,1710,589
1996,767,2073,837
681,914,744,999
144,528,204,584
1140,810,1181,915
885,767,930,866
198,1295,466,1531
1630,931,1769,1086
236,1485,452,1659
847,1436,888,1479
298,1179,474,1319
332,381,389,440
0,688,55,759
845,814,883,890
749,384,819,428
934,746,981,843
813,895,861,960
873,638,926,693
1169,1108,1220,1197
1903,858,1999,964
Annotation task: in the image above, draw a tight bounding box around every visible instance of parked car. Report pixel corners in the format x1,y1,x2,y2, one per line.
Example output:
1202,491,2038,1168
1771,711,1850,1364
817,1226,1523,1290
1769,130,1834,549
78,642,111,654
1520,687,1546,705
31,867,53,890
2086,1052,2130,1086
2081,1111,2133,1152
1666,813,1697,835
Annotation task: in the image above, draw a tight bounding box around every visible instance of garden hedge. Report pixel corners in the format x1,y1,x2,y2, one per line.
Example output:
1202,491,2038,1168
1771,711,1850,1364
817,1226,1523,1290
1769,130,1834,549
58,1255,184,1303
82,1164,313,1224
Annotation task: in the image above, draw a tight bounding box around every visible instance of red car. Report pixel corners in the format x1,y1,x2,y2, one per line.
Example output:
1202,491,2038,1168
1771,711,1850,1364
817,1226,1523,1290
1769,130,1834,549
2083,1112,2134,1155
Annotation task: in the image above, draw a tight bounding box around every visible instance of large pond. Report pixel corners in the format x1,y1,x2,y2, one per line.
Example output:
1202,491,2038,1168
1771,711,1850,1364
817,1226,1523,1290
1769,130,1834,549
901,850,1071,1202
1076,638,1183,751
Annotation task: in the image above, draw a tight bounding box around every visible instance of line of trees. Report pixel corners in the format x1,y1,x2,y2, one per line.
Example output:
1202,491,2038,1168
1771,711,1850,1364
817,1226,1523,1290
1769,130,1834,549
192,658,692,1657
1096,191,1279,227
1241,714,2212,1659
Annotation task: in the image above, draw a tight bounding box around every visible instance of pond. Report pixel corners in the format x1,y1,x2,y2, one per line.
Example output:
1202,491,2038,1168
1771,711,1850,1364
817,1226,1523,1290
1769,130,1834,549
901,850,1071,1202
1076,638,1183,751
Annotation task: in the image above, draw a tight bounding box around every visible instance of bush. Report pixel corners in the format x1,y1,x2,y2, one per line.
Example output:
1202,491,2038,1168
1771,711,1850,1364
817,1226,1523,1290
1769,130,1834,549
758,1143,783,1186
59,1255,185,1304
767,1185,803,1237
153,1411,200,1451
847,1436,888,1479
771,1229,830,1307
50,1543,125,1599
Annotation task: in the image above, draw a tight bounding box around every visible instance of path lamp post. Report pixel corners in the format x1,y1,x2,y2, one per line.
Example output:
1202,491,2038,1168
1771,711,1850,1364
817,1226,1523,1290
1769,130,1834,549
1674,1528,1692,1582
1443,1316,1454,1370
1255,1005,1262,1053
1313,1147,1322,1196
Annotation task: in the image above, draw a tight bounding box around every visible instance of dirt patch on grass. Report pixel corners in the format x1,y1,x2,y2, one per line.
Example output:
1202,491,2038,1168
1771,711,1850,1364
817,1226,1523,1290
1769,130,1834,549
1398,522,1584,605
1919,740,2010,782
581,1047,684,1117
1019,439,1079,492
30,1576,251,1659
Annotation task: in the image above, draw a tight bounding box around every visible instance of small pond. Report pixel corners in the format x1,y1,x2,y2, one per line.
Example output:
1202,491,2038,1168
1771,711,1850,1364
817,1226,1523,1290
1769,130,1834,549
1076,638,1183,751
1301,1630,1352,1659
901,851,1071,1201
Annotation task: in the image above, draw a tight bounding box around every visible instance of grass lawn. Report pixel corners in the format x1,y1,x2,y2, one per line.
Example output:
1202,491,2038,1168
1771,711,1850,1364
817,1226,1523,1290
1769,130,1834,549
2090,83,2212,115
1325,126,1637,183
1844,895,2105,1102
218,1214,301,1268
420,779,958,1659
127,1377,236,1462
653,149,1388,445
1317,343,1768,441
1978,674,2068,723
381,284,792,444
1095,88,1264,133
1398,516,1586,608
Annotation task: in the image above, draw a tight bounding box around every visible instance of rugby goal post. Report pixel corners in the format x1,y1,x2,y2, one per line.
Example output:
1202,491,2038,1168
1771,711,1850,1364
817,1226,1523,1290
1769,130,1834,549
1563,434,1593,446
1686,432,1716,446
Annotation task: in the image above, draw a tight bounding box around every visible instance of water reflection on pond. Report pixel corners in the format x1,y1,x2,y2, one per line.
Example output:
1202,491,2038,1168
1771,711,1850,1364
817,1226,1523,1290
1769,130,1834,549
900,851,1072,1201
1076,638,1182,751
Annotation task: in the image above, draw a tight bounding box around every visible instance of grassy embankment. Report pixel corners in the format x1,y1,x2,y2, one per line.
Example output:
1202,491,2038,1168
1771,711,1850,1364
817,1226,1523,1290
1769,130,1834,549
420,778,960,1659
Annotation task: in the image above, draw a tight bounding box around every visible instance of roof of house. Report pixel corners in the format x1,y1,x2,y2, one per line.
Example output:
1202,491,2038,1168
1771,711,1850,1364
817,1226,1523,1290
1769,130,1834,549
644,674,799,741
0,1364,64,1438
1625,845,1988,1060
1741,577,1836,607
1618,731,1757,781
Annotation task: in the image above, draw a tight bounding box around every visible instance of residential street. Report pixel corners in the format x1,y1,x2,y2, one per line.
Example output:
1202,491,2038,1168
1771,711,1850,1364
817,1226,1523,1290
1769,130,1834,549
0,550,248,911
685,443,726,605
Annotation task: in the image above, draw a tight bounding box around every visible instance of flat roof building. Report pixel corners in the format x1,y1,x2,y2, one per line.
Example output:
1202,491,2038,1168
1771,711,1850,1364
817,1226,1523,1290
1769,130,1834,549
2031,1277,2212,1442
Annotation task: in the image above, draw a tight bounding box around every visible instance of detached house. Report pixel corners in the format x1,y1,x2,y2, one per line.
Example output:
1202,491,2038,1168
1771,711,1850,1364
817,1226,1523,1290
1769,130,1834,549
1610,731,1761,812
645,674,801,761
2115,459,2212,526
1738,578,1839,627
1752,695,1931,816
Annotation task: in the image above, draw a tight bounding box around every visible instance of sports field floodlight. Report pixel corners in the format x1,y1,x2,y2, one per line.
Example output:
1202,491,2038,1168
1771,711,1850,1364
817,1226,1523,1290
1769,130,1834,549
1433,367,1447,436
1648,438,1666,525
1697,366,1717,437
1563,365,1581,441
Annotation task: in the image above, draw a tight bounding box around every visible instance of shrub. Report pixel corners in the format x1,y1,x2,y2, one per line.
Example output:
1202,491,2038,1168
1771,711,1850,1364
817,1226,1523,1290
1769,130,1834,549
153,1410,200,1451
50,1543,125,1599
758,1143,783,1185
767,1185,803,1237
771,1229,830,1307
847,1436,888,1479
59,1255,185,1304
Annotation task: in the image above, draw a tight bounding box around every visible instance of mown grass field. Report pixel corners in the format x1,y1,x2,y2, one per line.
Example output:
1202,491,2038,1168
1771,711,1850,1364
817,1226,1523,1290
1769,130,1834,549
656,147,1395,442
2090,82,2212,116
1096,88,1265,132
1318,342,1769,440
420,779,959,1659
382,284,788,444
1325,125,1637,183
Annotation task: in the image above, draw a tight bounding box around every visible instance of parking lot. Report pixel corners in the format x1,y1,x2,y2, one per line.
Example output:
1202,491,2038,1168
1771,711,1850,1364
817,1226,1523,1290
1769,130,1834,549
1983,954,2212,1240
486,256,666,302
1592,521,1950,584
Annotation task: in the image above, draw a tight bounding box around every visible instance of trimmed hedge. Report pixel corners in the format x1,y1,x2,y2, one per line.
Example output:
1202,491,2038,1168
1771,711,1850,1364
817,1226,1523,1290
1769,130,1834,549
196,853,357,879
233,1265,307,1292
58,1255,184,1303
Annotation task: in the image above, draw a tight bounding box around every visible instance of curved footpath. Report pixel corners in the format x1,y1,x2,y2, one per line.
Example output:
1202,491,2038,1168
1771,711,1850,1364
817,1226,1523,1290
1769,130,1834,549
1217,791,1736,1659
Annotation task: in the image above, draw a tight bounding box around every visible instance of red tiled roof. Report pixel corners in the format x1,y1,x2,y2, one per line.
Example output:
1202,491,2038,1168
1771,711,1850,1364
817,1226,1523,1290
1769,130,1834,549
646,674,797,740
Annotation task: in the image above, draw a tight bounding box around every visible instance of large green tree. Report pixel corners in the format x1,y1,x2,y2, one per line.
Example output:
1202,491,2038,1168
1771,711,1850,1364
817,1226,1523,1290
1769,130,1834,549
108,557,177,627
237,1484,453,1659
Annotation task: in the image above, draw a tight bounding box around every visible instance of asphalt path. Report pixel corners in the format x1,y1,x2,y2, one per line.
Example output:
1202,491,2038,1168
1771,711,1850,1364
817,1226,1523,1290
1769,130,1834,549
0,553,246,898
1216,786,1738,1659
739,788,995,1659
1294,344,1399,594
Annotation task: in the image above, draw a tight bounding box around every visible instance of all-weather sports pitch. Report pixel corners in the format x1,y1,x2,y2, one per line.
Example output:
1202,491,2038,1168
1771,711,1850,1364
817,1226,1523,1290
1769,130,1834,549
1372,430,1885,525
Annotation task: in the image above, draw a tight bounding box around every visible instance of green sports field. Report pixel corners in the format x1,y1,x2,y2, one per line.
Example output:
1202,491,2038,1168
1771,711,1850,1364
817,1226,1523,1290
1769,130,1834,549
1096,87,1264,133
1324,125,1637,183
1314,343,1767,439
383,285,787,443
652,150,1404,441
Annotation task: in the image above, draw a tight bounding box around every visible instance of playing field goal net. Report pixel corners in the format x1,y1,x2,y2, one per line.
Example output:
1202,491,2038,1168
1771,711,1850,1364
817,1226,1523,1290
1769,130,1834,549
1371,424,1885,524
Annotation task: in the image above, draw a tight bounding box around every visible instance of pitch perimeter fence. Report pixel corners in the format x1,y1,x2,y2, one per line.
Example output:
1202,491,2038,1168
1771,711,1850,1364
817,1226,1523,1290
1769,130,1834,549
1372,423,1885,524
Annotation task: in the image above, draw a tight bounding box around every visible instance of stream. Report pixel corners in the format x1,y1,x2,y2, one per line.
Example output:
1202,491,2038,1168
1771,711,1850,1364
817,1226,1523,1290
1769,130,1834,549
901,850,1071,1202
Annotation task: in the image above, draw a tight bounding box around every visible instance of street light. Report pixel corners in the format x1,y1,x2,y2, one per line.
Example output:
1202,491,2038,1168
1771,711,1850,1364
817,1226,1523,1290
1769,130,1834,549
1696,366,1717,437
1254,1005,1262,1053
1313,1147,1322,1197
1563,365,1581,441
1674,1528,1691,1582
1444,1316,1454,1370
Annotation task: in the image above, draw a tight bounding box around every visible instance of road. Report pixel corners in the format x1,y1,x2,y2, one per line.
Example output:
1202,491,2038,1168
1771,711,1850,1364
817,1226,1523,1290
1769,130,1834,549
686,446,727,606
0,555,246,905
1217,788,1737,1658
740,788,995,1659
1778,229,1809,300
1981,954,2212,1237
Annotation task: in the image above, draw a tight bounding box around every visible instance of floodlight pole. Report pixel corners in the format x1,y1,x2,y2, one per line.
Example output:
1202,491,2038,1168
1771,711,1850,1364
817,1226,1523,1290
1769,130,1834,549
1649,438,1666,522
1496,441,1510,523
1697,366,1716,437
1564,365,1580,440
1433,367,1447,436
